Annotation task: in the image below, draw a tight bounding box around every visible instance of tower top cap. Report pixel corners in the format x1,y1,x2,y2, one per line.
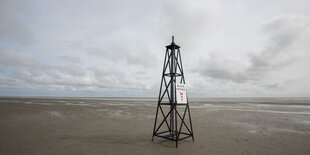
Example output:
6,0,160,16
166,35,180,49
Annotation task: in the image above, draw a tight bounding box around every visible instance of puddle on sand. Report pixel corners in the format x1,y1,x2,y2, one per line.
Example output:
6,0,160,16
47,111,61,117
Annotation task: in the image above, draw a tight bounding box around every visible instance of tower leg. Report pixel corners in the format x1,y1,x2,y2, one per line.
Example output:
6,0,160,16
170,106,174,137
152,103,160,141
170,48,175,138
187,104,195,141
175,100,178,148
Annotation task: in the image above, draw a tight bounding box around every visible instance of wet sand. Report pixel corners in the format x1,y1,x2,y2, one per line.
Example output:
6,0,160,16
0,97,310,154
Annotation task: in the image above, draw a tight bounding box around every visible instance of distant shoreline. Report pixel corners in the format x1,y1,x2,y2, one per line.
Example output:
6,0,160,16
0,96,310,105
0,96,309,99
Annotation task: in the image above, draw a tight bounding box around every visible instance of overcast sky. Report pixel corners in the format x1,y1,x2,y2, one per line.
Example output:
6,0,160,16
0,0,310,97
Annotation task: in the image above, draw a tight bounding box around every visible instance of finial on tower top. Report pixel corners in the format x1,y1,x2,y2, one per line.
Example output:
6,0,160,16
166,35,180,49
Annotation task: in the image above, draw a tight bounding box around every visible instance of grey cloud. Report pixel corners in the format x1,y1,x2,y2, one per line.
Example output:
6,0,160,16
0,76,23,89
87,41,156,67
89,65,157,92
157,0,215,46
91,66,122,78
0,50,48,71
0,49,153,94
0,51,90,87
250,15,310,71
0,0,33,43
56,64,86,76
59,55,82,63
87,46,119,61
91,67,145,90
195,15,310,83
195,53,250,82
10,70,94,87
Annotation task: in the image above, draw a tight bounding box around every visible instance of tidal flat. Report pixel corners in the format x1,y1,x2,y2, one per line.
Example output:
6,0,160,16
0,97,310,154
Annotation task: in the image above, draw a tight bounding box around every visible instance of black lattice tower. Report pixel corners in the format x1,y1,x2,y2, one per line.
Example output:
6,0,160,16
152,36,194,147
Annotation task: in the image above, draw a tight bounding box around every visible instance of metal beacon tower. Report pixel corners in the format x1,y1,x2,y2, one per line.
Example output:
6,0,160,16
152,36,194,148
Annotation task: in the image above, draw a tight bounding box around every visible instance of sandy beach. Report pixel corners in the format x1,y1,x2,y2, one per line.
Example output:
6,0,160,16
0,97,310,154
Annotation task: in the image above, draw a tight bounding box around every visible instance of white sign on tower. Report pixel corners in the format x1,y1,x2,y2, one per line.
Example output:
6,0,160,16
176,83,187,103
